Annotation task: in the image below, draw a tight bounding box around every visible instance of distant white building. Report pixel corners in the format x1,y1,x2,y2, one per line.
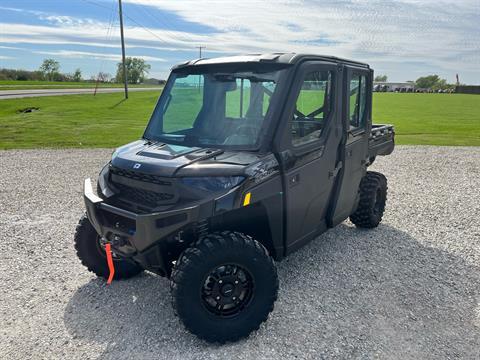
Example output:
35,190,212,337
374,82,415,92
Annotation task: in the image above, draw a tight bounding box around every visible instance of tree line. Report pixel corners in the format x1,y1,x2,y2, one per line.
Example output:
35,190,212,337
374,74,457,91
0,57,152,84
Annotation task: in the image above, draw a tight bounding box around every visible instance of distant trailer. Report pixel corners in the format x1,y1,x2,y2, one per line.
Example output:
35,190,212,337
373,82,415,92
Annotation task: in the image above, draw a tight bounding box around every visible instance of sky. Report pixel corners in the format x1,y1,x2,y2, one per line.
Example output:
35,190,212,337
0,0,479,83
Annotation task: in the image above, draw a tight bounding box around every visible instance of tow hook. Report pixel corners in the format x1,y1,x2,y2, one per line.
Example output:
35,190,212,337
112,234,128,247
105,243,115,285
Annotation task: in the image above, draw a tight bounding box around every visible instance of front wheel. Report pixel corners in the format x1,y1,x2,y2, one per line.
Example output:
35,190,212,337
74,214,143,280
170,231,278,343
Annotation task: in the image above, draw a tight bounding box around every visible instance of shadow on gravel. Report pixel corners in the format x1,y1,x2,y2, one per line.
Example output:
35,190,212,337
64,224,480,359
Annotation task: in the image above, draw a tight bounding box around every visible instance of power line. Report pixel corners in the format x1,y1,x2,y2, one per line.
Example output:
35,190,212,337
80,0,112,11
129,1,212,55
83,0,211,56
82,0,212,90
124,15,168,44
130,0,199,45
80,0,168,44
94,0,117,95
82,0,170,44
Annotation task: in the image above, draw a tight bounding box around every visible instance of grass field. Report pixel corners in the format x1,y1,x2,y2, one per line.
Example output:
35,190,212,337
0,91,478,149
0,80,162,91
373,93,480,146
0,91,160,149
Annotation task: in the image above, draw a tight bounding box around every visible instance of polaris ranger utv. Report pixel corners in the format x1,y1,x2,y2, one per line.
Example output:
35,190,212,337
75,53,394,343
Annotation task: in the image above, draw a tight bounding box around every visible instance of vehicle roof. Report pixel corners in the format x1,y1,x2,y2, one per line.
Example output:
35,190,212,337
172,53,370,70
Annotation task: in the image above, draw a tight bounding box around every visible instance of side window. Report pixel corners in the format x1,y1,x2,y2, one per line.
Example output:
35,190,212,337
291,71,332,146
349,74,367,129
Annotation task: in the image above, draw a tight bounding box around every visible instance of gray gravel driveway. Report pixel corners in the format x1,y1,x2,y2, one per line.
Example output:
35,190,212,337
0,146,479,359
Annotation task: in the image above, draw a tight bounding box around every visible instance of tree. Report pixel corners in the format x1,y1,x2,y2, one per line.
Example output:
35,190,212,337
91,72,112,83
374,74,388,82
73,68,82,82
39,59,60,81
98,72,111,82
16,70,30,81
116,57,151,84
52,71,65,82
432,78,447,91
415,75,455,91
415,75,441,89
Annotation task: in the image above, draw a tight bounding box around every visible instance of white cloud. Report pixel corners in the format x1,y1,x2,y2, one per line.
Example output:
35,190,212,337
0,22,211,51
0,45,22,50
0,1,478,81
32,50,166,62
124,0,480,80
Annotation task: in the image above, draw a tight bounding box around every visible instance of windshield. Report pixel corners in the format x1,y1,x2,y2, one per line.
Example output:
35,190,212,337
144,68,286,149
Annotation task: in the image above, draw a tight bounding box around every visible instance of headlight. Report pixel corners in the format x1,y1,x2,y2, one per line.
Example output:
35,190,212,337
112,148,120,160
97,162,114,198
180,176,245,192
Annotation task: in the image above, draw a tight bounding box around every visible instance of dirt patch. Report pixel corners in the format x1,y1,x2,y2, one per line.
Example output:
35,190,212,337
16,107,40,114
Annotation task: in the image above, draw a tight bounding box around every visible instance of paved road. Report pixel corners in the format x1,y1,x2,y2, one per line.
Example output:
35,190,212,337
0,87,161,99
1,146,479,359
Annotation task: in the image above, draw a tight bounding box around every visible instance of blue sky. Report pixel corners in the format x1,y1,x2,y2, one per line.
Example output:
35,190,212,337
0,0,479,83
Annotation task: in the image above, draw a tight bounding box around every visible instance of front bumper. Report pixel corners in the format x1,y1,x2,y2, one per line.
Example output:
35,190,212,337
83,178,212,254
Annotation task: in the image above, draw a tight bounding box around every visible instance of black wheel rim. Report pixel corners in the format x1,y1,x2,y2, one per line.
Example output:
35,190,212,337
201,264,254,318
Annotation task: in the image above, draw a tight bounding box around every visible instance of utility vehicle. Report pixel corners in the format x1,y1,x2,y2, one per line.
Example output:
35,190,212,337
75,53,394,343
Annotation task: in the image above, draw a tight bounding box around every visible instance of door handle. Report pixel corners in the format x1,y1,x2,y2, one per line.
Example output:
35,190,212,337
289,174,300,187
328,162,343,179
279,150,296,169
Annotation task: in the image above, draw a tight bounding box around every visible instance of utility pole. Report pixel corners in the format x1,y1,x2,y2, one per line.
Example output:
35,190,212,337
118,0,128,99
196,45,205,59
196,46,205,91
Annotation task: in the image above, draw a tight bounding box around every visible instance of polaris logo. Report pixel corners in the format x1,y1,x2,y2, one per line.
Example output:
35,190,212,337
133,163,142,169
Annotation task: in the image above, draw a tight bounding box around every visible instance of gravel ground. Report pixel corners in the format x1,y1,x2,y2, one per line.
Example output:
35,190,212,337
0,146,479,359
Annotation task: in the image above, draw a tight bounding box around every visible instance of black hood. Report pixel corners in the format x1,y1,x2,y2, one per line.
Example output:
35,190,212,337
111,140,263,177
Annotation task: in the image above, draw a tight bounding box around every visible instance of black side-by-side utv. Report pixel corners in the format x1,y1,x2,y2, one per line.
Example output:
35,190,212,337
75,53,394,343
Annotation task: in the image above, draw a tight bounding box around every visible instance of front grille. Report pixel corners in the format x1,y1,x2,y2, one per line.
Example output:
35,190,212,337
108,165,178,208
110,165,171,186
113,182,175,207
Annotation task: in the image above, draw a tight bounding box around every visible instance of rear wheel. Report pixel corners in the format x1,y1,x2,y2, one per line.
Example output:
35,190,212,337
170,231,278,343
74,214,143,280
350,171,387,228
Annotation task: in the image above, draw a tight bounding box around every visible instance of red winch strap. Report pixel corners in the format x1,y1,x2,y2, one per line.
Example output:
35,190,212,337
105,243,115,285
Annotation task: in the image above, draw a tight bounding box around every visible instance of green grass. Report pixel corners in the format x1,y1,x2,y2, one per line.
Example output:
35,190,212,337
0,80,162,90
0,91,161,149
0,92,478,149
373,93,480,146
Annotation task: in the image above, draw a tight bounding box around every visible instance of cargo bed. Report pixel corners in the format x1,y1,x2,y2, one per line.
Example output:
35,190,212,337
369,124,395,159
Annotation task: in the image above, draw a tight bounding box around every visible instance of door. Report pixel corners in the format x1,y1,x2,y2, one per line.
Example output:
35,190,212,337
329,68,371,225
281,63,342,253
